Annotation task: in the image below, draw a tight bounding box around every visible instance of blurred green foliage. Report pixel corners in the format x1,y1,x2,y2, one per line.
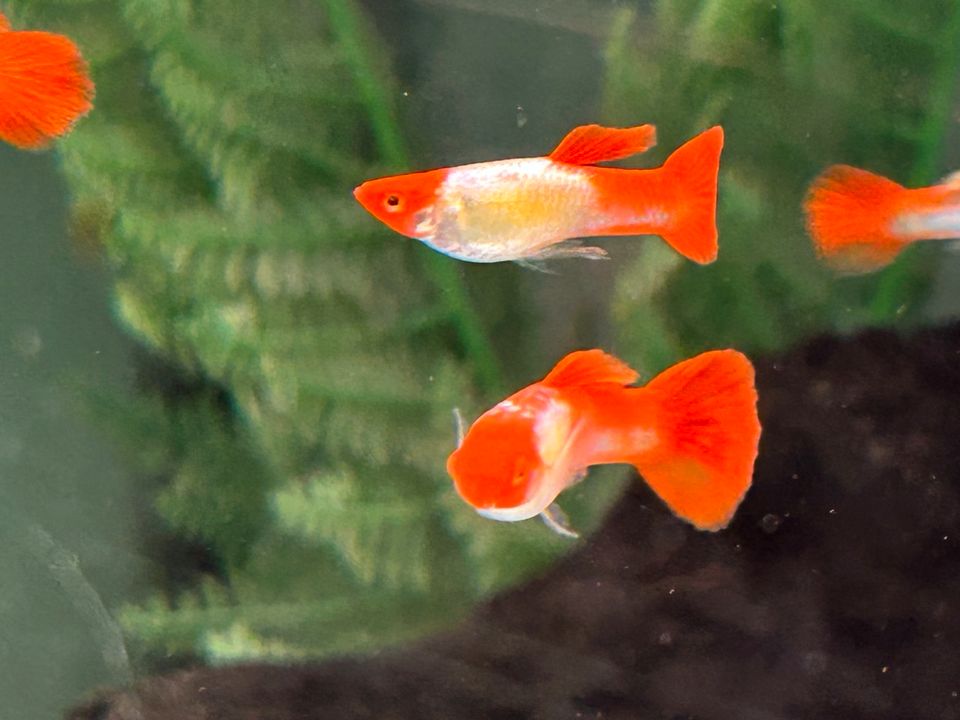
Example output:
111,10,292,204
9,0,620,664
604,0,960,374
12,0,960,667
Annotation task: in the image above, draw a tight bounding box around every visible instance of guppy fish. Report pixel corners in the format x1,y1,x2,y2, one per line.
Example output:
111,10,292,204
805,164,960,273
0,9,93,149
447,348,761,537
354,123,724,266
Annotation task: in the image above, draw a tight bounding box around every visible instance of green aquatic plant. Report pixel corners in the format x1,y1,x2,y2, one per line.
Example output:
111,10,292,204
8,0,626,663
604,0,960,374
17,0,960,668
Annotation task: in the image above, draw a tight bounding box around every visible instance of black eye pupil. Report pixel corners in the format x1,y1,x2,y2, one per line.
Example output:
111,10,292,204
386,195,400,207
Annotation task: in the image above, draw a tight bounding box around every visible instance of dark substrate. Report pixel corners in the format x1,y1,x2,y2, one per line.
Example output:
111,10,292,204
71,321,960,720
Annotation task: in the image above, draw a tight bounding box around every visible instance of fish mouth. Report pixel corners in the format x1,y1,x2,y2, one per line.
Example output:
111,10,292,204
352,180,376,207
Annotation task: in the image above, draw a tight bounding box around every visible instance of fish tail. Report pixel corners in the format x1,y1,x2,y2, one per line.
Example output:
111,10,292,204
804,165,910,273
0,28,94,149
630,350,760,531
655,126,724,264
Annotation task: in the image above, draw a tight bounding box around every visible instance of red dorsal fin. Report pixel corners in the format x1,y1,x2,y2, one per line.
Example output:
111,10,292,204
542,349,639,389
0,11,10,32
548,123,656,165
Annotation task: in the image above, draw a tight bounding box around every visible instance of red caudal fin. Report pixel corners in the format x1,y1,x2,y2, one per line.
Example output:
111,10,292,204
586,126,722,263
0,22,94,149
656,126,724,264
632,350,760,531
804,164,910,273
549,123,657,165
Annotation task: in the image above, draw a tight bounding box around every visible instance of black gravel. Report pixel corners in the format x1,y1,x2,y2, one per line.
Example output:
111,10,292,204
70,322,960,720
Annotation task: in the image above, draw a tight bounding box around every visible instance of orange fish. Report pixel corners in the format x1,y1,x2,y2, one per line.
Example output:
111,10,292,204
354,124,724,266
804,164,960,273
0,10,94,149
447,348,761,536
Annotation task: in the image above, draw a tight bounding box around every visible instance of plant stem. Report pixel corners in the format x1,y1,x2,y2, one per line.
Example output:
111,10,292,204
324,0,502,393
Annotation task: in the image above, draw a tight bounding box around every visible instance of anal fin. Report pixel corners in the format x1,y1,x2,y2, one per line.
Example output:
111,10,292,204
537,240,609,261
514,258,560,274
514,241,609,271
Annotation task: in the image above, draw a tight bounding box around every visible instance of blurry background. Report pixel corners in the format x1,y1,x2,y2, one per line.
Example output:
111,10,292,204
1,0,959,717
0,146,140,719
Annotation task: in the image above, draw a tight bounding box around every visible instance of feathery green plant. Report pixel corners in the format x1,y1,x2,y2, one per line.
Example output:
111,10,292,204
19,0,959,669
603,0,960,374
9,0,623,664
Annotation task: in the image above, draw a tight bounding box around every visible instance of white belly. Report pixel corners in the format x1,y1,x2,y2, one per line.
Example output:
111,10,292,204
421,158,598,262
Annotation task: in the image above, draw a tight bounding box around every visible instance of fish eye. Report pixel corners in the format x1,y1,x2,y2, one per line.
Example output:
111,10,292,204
384,194,402,211
512,460,530,486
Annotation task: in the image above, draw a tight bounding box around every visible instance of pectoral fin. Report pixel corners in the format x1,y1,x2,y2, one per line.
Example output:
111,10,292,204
452,407,466,447
540,503,579,539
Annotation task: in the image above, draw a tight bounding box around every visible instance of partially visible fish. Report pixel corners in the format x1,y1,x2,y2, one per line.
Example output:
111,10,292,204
354,123,724,266
446,347,761,536
804,164,960,273
0,10,94,149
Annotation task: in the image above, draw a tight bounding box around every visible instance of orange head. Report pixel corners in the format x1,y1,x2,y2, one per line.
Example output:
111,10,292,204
446,385,573,522
352,169,445,238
